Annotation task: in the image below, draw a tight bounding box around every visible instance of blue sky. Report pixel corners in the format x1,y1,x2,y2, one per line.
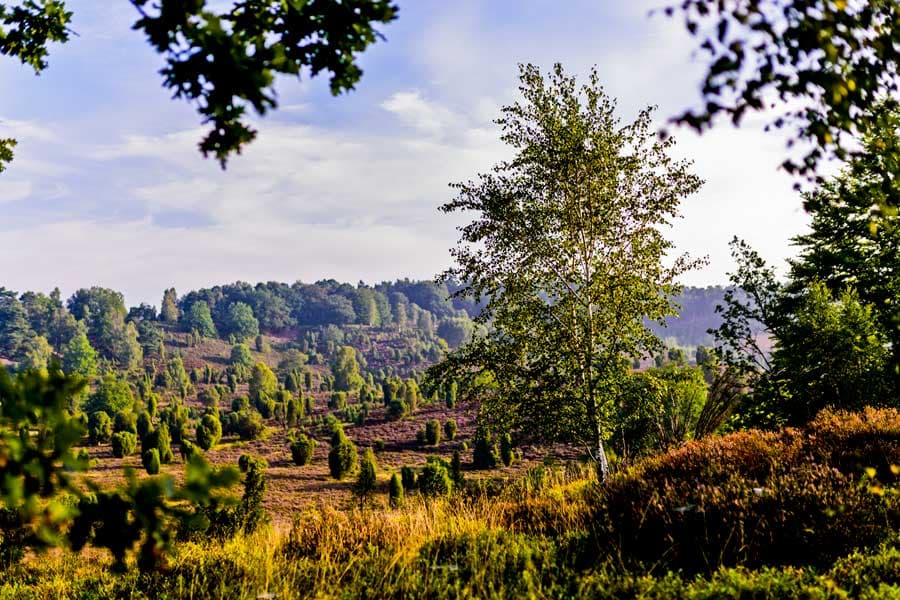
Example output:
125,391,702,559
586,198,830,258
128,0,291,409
0,0,809,307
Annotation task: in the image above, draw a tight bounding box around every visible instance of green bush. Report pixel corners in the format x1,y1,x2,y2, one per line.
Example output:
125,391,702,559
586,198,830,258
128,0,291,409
111,431,137,458
418,456,453,497
593,408,900,575
328,391,347,410
389,472,404,508
401,465,417,491
328,427,358,480
180,439,202,462
386,398,409,420
354,448,378,498
444,419,457,441
415,427,427,444
88,411,112,444
289,433,317,466
136,411,152,440
472,427,499,470
500,432,514,467
233,410,265,441
196,413,223,450
142,448,160,475
425,419,441,445
113,411,137,435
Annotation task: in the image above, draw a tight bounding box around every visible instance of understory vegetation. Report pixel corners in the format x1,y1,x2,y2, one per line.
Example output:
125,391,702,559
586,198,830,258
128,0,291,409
4,409,900,598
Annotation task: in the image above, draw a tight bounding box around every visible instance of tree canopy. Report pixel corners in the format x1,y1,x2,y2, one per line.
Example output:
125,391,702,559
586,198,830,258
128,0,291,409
667,0,900,196
0,0,398,166
431,63,703,481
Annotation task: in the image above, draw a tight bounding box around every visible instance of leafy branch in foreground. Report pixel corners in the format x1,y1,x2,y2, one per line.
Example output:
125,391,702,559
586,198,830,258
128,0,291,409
665,0,900,195
0,365,240,571
0,0,398,166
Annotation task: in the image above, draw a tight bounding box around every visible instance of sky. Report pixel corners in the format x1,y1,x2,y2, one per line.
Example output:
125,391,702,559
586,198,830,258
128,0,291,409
0,0,811,307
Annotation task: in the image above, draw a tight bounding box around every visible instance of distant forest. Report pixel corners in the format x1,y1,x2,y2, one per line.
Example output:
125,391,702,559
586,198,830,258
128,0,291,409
0,279,731,369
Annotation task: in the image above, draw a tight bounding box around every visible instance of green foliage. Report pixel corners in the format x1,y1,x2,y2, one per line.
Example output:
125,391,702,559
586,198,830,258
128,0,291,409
424,419,441,446
229,343,253,370
84,373,134,414
111,431,137,458
450,450,463,487
289,433,316,466
196,413,222,450
388,472,404,508
88,411,112,444
472,427,499,470
113,411,137,436
0,367,86,549
668,0,900,187
0,137,15,173
386,397,409,421
235,454,268,534
354,448,378,499
400,465,417,491
499,432,514,467
232,410,265,441
248,361,277,407
254,334,270,353
61,331,97,379
331,345,363,391
224,302,259,342
183,301,217,338
595,407,900,575
18,335,52,371
142,448,160,475
67,288,142,369
437,317,474,349
328,391,347,410
71,455,239,571
156,421,174,464
418,456,453,498
160,288,179,323
328,426,358,480
0,288,31,359
444,419,457,441
432,63,703,481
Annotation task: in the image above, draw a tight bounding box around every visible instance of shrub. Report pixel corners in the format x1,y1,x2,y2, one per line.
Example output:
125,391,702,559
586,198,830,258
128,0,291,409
234,410,265,441
354,449,378,498
156,421,174,463
425,419,441,445
389,472,404,508
237,454,268,534
231,396,250,412
386,398,409,421
142,448,160,475
500,432,514,467
592,408,900,575
418,456,453,497
196,413,223,450
444,419,457,441
289,433,317,466
415,428,427,444
451,450,464,486
328,427,358,480
113,411,137,435
88,411,112,444
472,428,499,470
111,431,137,458
329,391,347,410
180,439,202,461
136,411,152,440
401,465,417,491
198,387,220,410
374,438,386,452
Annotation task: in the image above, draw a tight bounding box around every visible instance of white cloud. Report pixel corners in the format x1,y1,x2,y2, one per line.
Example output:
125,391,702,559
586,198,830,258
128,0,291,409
0,179,33,204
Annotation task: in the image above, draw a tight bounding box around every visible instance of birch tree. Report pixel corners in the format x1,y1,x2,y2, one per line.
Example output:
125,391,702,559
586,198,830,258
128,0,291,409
432,63,703,481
